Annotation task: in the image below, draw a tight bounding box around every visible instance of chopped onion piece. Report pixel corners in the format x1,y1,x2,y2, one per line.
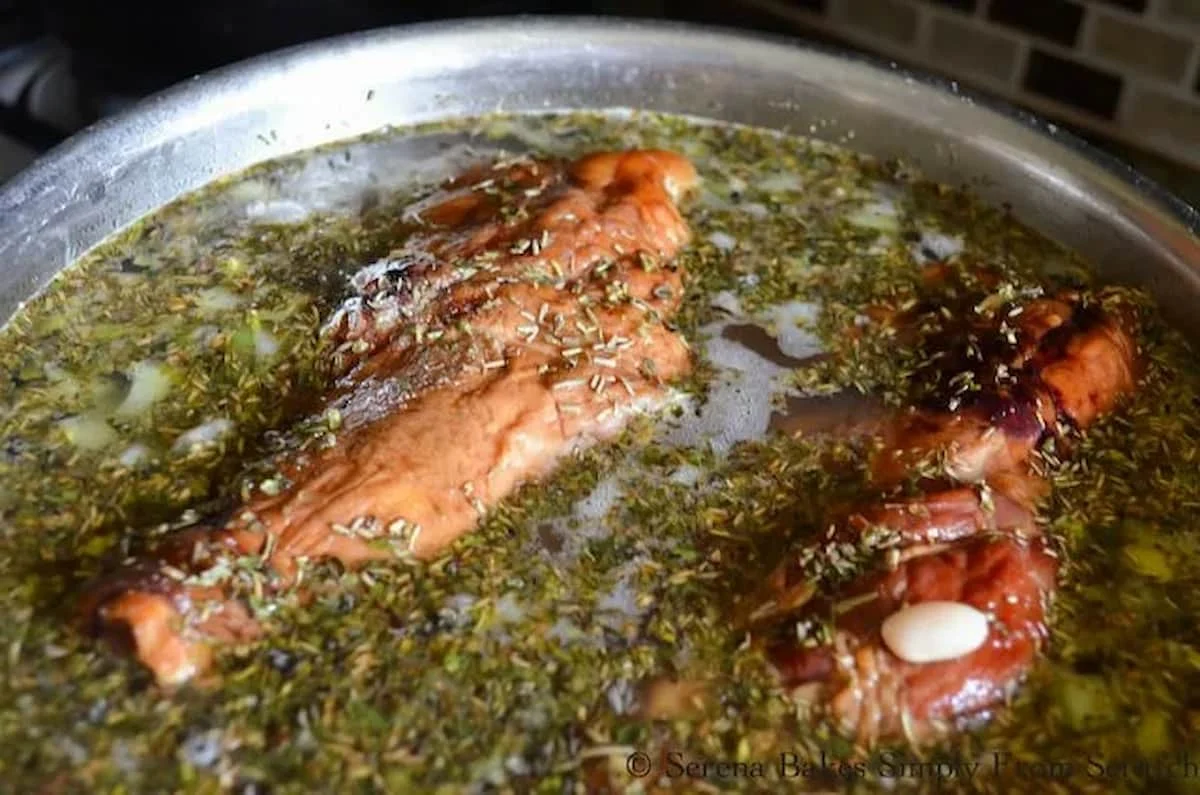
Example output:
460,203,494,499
171,419,235,455
115,361,173,417
118,444,152,468
59,415,118,451
708,231,737,252
253,329,279,360
846,200,900,232
195,287,242,313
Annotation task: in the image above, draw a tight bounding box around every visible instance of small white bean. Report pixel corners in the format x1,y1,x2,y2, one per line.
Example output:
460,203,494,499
881,601,989,664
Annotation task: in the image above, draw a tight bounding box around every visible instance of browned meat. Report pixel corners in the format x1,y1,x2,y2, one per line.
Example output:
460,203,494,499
750,480,1045,630
751,289,1140,745
771,534,1057,746
873,294,1137,486
80,150,699,686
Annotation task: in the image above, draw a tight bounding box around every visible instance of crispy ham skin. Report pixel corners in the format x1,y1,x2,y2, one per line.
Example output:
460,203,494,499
80,150,699,686
753,289,1140,745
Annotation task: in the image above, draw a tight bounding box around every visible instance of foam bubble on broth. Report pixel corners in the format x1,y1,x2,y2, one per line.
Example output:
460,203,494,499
913,229,965,264
572,475,623,523
657,292,821,455
764,300,822,361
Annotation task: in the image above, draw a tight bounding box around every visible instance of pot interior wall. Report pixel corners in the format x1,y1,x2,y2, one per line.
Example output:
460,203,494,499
0,19,1196,334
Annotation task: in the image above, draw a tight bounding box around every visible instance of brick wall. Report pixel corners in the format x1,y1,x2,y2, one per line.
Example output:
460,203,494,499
723,0,1200,170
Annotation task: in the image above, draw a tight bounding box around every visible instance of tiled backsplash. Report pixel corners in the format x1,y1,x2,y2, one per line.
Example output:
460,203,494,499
731,0,1200,170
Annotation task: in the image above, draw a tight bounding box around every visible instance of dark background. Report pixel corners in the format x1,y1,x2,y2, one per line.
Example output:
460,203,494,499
1,0,684,146
0,0,1194,203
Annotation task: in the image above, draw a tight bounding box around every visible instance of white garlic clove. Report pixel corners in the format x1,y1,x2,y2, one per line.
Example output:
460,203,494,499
881,601,990,664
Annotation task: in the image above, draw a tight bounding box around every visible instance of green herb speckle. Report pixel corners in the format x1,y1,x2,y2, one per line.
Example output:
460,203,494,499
0,112,1196,794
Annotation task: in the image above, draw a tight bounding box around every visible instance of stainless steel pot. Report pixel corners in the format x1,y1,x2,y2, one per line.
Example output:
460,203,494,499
1,17,1198,334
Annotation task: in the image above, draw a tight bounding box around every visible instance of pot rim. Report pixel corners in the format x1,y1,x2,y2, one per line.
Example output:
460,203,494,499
0,15,1196,328
5,15,1196,233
